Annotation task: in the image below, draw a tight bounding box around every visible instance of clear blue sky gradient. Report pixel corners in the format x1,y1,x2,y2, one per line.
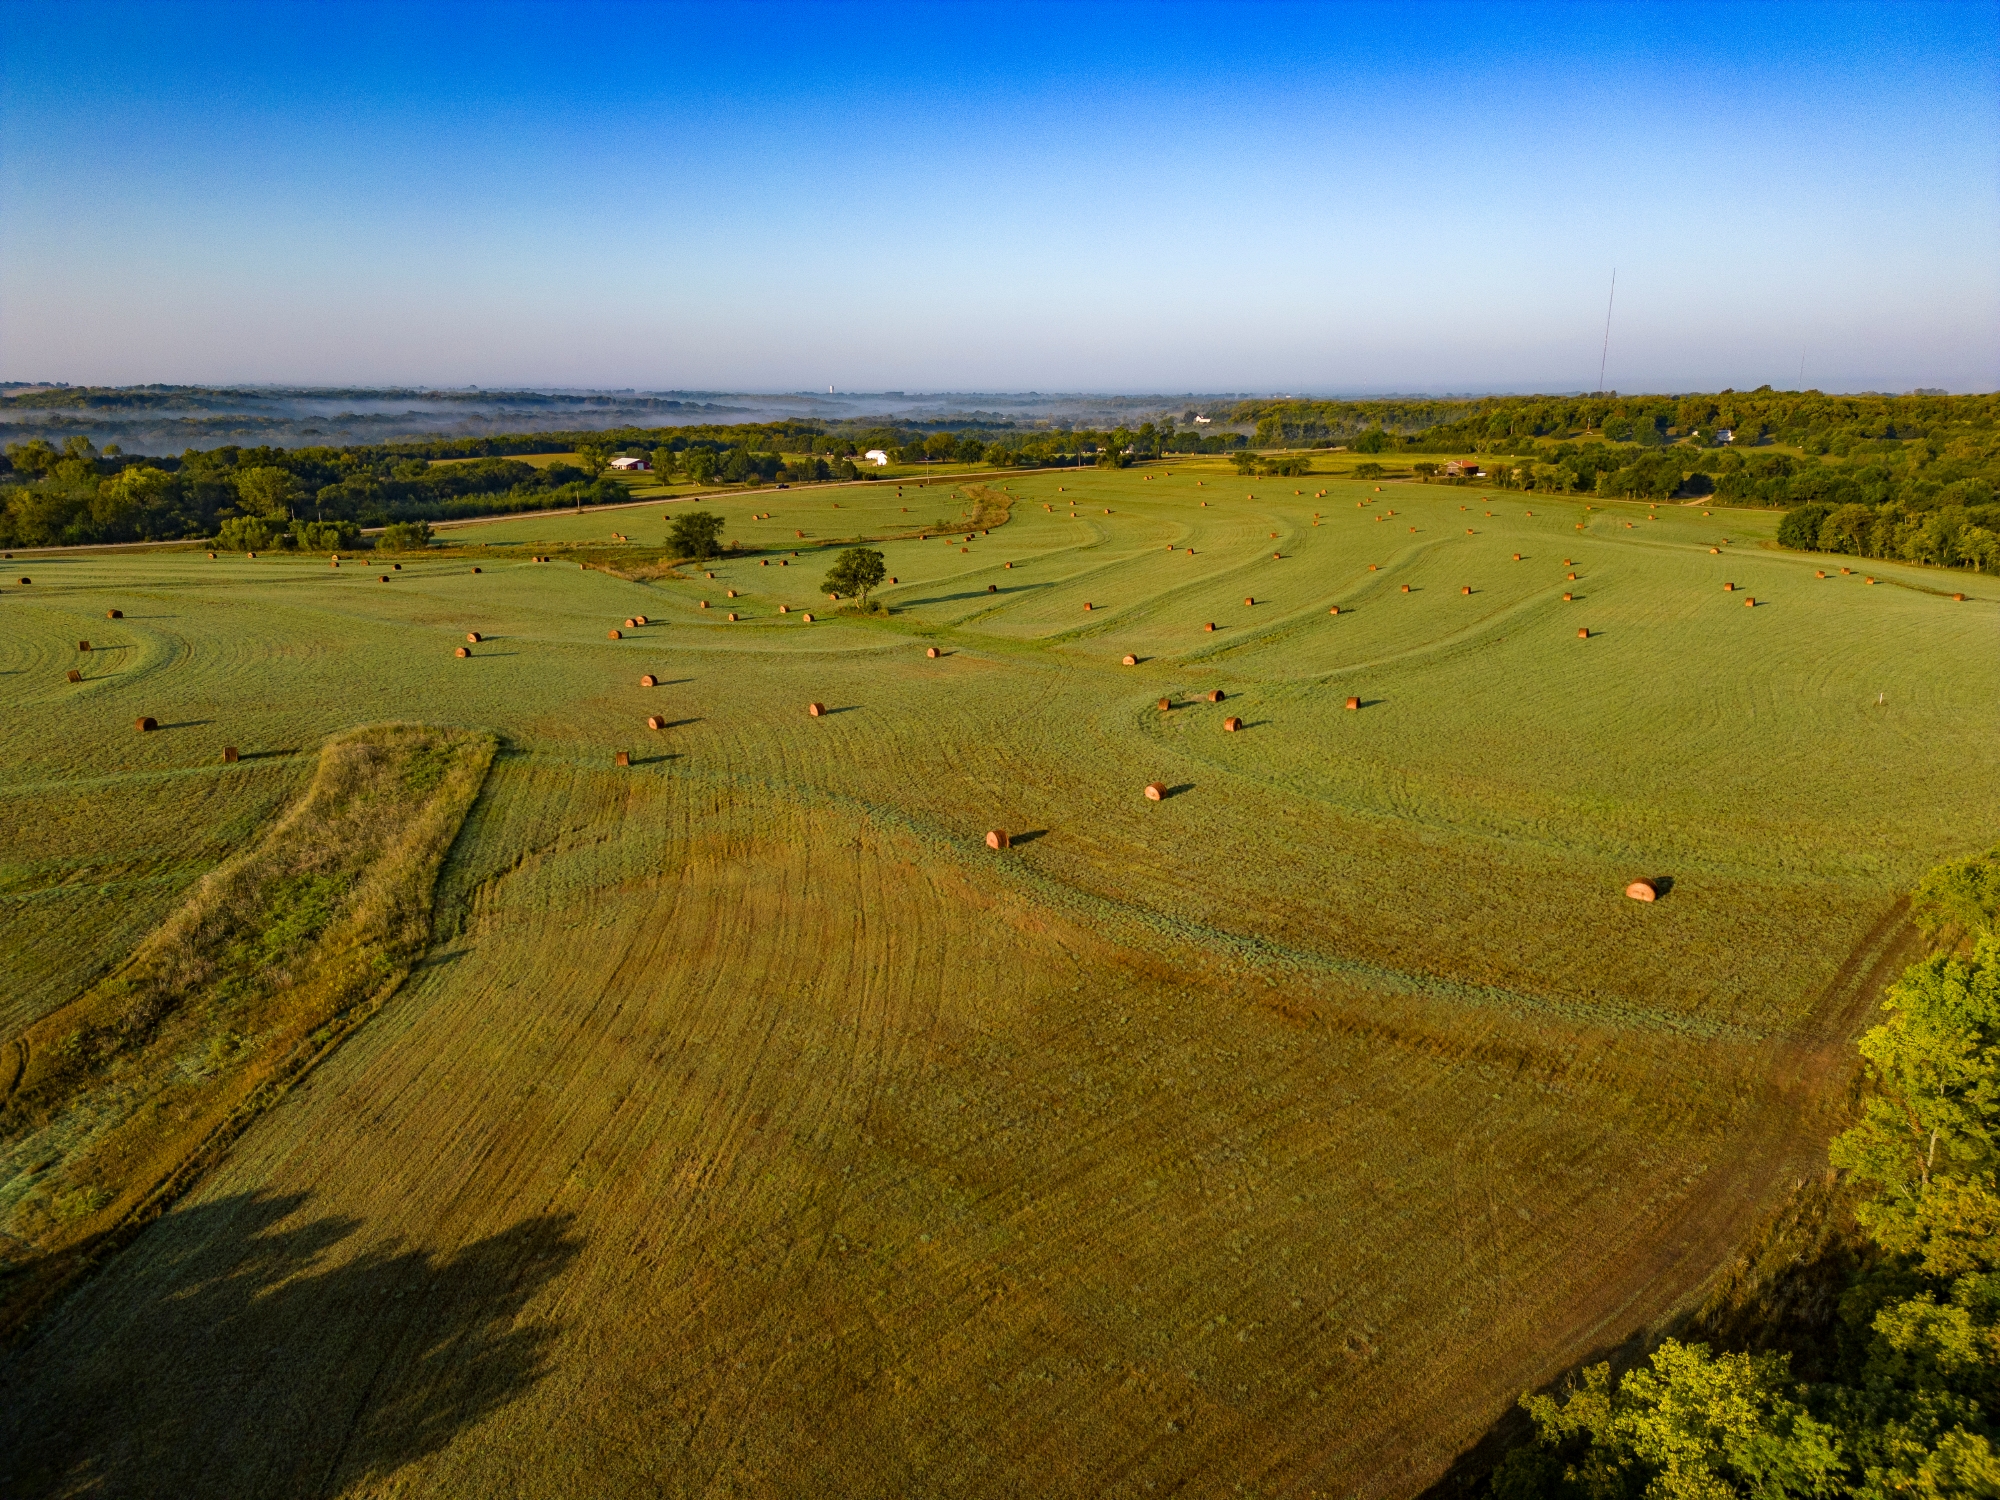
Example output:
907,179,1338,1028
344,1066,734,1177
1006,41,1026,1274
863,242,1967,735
2,1,1996,393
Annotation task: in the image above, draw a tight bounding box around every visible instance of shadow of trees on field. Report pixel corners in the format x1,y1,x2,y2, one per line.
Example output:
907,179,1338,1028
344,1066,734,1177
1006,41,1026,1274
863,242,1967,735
0,1190,579,1500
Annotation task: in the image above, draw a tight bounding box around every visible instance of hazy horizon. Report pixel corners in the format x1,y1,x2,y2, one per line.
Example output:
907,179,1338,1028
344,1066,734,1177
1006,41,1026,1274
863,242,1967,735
3,1,1996,394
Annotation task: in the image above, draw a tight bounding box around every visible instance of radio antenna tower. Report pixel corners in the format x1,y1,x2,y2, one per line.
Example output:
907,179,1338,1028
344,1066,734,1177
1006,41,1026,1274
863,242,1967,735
1596,269,1617,395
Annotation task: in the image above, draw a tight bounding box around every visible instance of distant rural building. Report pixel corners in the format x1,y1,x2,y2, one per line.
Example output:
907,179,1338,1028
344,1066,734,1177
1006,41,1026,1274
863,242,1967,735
1717,429,1735,443
608,456,650,471
1443,459,1482,476
864,449,890,466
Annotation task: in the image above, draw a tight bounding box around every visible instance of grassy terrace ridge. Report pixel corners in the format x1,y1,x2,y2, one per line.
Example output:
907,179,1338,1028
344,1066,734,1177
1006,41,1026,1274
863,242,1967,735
0,724,494,1341
0,454,1993,1497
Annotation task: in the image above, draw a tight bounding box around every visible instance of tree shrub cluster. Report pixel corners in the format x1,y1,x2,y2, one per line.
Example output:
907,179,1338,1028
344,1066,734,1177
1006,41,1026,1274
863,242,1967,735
1485,848,2000,1499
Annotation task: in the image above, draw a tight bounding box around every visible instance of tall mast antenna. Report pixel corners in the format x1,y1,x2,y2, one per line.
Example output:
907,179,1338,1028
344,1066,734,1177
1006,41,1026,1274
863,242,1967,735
1596,269,1617,395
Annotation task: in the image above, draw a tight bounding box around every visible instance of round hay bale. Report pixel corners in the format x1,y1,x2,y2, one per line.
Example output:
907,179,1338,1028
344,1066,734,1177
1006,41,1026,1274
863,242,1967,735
802,612,814,622
1577,627,1590,638
1562,592,1573,602
1722,582,1734,591
223,746,239,764
1568,572,1577,580
1223,716,1242,732
1207,689,1225,703
608,628,622,639
1512,553,1521,561
1816,570,1827,578
779,603,789,613
926,646,939,658
1122,653,1137,666
1344,695,1359,711
761,559,769,566
647,715,664,730
727,589,738,598
248,552,256,558
1745,596,1756,607
1157,697,1171,712
1400,584,1410,593
77,640,91,652
1461,585,1471,594
1625,880,1657,902
987,583,997,593
808,702,826,717
393,563,402,571
635,615,649,626
986,829,1011,850
1842,567,1852,575
1866,577,1877,585
615,751,631,767
1244,595,1255,606
1083,602,1093,611
107,608,122,619
1204,622,1215,632
727,612,738,621
467,631,482,642
378,574,389,582
889,576,898,584
472,566,482,573
455,645,470,658
135,716,157,732
208,551,217,559
1953,592,1966,602
65,668,81,683
1144,782,1166,801
698,601,708,610
16,576,27,584
641,673,657,687
1328,605,1340,615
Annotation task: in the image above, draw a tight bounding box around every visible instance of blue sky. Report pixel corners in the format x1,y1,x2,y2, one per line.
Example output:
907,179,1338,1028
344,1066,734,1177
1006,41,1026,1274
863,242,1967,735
2,0,1996,393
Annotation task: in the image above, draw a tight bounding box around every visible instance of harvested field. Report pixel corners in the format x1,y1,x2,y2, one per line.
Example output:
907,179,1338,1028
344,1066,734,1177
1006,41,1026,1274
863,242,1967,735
0,457,1995,1499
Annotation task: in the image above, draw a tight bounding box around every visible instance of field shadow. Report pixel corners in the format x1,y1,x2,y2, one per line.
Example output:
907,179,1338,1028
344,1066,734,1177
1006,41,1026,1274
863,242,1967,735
155,720,212,732
904,582,1050,607
235,748,299,762
629,752,681,766
0,1190,580,1499
1160,783,1195,799
652,717,703,731
1647,875,1677,898
1010,829,1050,845
819,705,862,716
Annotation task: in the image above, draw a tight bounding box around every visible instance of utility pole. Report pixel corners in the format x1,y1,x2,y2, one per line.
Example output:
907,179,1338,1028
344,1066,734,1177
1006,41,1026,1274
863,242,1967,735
1597,269,1617,395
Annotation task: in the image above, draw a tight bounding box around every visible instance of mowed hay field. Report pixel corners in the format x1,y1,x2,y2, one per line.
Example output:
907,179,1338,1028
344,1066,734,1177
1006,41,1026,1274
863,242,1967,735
2,458,1996,1498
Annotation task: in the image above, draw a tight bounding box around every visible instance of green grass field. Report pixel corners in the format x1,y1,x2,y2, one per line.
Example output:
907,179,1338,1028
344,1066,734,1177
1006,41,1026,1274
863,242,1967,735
2,457,1994,1498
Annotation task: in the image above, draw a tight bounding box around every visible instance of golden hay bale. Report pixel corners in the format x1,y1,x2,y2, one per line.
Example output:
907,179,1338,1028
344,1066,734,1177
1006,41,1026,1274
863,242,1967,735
1461,585,1471,594
1842,567,1852,575
1144,782,1166,801
1577,627,1590,638
615,751,631,767
808,702,826,717
608,628,622,639
208,551,217,559
1562,592,1573,602
647,715,665,730
641,673,657,687
467,631,481,642
455,645,470,658
393,563,402,570
1328,605,1340,615
698,601,708,610
1157,697,1172,712
1204,622,1215,632
1244,595,1255,606
379,574,389,582
779,603,789,613
986,829,1011,850
1953,592,1966,601
889,576,898,583
1083,602,1093,611
65,668,80,683
1625,880,1657,902
1223,716,1243,732
472,565,482,573
1344,695,1359,711
106,608,122,619
1816,570,1827,578
926,646,939,658
727,611,738,621
1722,582,1734,591
1568,572,1578,580
1745,597,1756,606
635,615,648,626
223,746,239,764
1400,584,1410,593
987,583,997,592
1122,653,1138,666
77,640,91,652
802,611,814,622
727,589,738,597
136,716,157,732
1207,689,1225,703
1512,553,1521,561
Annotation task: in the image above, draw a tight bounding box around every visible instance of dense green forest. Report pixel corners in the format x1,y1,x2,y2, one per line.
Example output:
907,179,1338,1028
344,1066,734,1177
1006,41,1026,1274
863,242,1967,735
1473,847,2000,1500
3,390,1995,565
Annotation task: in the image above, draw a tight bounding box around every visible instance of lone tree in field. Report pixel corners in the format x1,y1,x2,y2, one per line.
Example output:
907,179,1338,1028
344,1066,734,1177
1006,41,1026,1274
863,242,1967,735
823,547,886,607
667,510,724,561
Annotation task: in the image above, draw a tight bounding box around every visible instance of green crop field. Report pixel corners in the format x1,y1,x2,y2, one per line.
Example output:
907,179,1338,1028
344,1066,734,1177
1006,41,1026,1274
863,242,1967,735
2,457,1994,1498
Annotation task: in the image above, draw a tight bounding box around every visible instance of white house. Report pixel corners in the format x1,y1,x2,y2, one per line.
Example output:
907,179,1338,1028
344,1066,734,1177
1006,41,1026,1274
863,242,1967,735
608,456,650,471
863,449,890,467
